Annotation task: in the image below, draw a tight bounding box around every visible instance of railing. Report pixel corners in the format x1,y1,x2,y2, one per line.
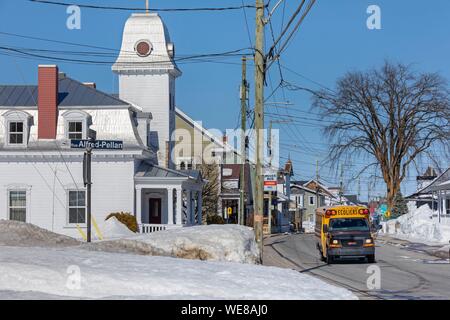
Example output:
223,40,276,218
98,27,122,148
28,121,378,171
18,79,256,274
139,224,182,234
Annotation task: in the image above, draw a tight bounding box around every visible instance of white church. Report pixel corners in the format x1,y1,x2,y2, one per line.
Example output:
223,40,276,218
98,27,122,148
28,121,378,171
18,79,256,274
0,13,205,238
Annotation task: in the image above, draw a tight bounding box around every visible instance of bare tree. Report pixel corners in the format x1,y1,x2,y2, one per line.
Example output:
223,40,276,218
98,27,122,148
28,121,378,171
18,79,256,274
313,62,450,211
198,163,220,222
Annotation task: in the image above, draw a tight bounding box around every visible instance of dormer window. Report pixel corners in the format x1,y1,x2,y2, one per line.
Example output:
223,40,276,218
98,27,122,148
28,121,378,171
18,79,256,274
62,110,92,140
9,121,24,145
68,121,83,139
2,110,33,148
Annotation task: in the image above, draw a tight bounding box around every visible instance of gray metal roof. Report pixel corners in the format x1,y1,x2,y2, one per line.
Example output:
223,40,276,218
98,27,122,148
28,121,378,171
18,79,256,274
136,162,201,180
0,76,129,107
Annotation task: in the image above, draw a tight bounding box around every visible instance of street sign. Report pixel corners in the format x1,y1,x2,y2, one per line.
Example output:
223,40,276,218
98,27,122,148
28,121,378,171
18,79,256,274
264,168,277,192
70,139,123,150
227,207,232,216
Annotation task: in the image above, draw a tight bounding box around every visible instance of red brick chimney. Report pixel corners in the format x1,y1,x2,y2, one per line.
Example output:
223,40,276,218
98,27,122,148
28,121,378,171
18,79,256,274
38,65,59,139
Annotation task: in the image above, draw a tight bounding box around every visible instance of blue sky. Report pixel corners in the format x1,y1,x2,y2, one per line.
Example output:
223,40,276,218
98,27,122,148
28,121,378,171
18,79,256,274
0,0,449,200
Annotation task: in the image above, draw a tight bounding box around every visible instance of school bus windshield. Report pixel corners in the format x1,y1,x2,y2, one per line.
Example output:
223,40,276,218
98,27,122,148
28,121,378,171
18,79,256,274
329,218,369,232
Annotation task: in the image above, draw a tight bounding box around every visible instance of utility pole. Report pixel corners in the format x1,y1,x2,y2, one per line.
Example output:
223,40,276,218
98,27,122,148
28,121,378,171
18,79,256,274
146,0,149,13
357,177,361,204
83,147,92,242
315,159,319,209
239,56,247,226
339,164,344,204
254,0,265,262
267,121,273,235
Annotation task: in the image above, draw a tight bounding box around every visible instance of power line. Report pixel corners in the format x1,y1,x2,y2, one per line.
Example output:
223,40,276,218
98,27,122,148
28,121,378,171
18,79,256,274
241,0,253,48
29,0,262,12
0,45,254,66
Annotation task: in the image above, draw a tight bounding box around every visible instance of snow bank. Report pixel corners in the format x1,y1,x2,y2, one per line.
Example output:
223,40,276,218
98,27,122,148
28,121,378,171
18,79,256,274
0,220,80,247
302,221,315,233
88,224,259,264
101,217,136,239
0,246,357,300
381,203,450,245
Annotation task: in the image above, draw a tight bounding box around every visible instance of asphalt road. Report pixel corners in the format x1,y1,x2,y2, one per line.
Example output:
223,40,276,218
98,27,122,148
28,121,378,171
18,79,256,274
266,233,450,300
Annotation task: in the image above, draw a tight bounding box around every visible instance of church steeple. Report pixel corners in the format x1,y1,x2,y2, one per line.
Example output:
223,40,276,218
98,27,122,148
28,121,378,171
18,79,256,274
112,13,180,168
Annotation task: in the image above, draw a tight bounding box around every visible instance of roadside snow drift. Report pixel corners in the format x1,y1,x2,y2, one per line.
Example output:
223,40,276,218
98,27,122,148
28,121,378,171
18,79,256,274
382,203,450,245
0,220,80,247
0,246,357,300
101,216,136,239
90,224,259,264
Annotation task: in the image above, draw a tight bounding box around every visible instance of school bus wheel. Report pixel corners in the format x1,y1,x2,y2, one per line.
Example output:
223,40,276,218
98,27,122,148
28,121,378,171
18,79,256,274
326,251,334,264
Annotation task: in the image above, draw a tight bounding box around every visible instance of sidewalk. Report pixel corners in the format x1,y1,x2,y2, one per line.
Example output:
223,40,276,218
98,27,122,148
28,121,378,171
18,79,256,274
377,234,450,260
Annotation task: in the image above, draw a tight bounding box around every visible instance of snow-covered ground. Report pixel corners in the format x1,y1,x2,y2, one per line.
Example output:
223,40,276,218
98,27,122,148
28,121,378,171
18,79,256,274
92,224,259,264
0,220,357,300
381,203,450,245
0,246,357,300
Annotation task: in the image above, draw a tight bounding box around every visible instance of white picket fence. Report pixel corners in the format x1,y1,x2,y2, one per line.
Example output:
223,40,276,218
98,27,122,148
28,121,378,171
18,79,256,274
139,224,182,234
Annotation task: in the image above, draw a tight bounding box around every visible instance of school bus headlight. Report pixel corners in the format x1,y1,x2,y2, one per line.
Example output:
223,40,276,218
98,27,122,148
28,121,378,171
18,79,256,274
332,239,339,245
365,238,373,244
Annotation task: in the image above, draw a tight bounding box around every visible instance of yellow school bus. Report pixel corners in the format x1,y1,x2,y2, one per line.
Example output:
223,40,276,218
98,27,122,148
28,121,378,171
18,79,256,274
315,205,375,264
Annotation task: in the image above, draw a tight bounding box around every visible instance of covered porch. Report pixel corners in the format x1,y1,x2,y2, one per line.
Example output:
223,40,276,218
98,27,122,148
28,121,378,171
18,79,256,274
135,163,204,233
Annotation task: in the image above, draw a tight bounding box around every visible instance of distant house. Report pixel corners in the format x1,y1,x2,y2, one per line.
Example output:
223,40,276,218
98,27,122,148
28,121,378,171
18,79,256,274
218,163,253,223
406,166,443,210
290,183,321,223
407,167,450,217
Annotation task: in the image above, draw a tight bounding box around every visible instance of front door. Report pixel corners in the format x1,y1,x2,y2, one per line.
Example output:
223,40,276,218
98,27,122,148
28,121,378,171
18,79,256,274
149,198,162,224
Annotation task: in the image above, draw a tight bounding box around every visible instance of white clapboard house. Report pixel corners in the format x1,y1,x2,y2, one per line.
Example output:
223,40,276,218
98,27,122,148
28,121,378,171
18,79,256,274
0,13,204,238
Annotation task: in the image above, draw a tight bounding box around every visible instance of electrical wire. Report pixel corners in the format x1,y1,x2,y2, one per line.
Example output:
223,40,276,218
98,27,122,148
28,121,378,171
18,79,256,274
29,0,261,12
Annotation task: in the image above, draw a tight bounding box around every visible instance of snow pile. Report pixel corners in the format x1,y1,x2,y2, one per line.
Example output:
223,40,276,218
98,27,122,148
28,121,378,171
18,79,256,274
89,224,259,264
101,216,136,239
302,221,315,233
0,246,357,300
381,203,450,245
0,220,80,247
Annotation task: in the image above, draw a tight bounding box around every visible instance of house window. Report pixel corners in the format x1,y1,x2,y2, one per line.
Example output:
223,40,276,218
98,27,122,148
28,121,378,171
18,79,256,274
3,110,32,147
180,162,186,170
8,121,24,145
309,196,315,206
187,163,193,170
63,110,91,140
9,190,26,222
68,121,83,139
68,190,86,224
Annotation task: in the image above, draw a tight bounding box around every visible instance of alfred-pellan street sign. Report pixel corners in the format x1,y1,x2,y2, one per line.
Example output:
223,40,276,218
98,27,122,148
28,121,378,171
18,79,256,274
70,139,123,150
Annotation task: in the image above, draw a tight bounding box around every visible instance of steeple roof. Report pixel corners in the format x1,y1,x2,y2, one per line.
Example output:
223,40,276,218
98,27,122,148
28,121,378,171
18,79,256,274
112,13,180,76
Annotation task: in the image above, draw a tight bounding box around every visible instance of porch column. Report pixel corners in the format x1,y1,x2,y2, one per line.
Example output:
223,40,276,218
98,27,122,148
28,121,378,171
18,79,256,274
136,187,142,227
443,193,447,216
197,191,203,225
167,188,174,224
186,190,193,225
176,188,182,225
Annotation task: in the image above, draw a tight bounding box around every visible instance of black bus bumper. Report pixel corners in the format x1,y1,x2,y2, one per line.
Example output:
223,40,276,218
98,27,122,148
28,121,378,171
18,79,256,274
328,246,375,258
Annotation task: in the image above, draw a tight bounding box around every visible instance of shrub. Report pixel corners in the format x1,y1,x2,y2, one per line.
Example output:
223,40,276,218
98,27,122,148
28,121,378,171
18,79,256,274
105,212,138,233
206,214,225,225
